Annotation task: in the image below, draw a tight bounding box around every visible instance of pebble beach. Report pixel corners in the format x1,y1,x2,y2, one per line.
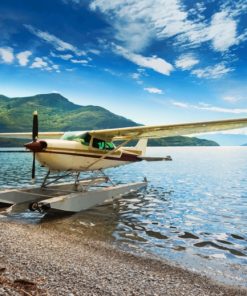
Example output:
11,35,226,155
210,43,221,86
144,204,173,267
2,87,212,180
0,220,247,296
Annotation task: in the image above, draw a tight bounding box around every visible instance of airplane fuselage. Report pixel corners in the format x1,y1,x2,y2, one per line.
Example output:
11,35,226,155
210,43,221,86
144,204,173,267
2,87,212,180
26,139,142,171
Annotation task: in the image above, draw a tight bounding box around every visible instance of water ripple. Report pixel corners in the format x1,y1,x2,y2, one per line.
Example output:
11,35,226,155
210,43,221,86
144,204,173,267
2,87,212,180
1,147,247,286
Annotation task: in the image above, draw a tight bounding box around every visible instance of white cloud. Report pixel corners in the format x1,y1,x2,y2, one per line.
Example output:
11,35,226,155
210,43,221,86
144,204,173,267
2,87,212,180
88,49,101,55
222,96,240,103
30,57,59,72
104,68,121,77
195,2,206,14
0,47,14,63
114,45,173,75
52,64,59,70
16,50,32,66
131,68,147,84
192,63,233,79
50,52,90,66
30,57,48,69
174,11,240,52
71,59,88,64
90,0,245,53
131,73,141,80
172,100,247,114
24,24,86,56
175,54,199,70
213,128,247,135
144,87,163,94
208,11,237,52
199,106,247,114
172,101,189,108
50,52,73,60
90,0,189,52
221,0,247,18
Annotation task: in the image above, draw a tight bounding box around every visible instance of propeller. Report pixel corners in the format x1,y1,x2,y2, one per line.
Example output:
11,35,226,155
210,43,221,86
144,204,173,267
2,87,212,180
31,111,38,181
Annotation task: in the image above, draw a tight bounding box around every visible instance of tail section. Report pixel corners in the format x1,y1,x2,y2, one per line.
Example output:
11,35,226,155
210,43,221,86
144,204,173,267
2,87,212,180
135,139,173,161
121,139,148,156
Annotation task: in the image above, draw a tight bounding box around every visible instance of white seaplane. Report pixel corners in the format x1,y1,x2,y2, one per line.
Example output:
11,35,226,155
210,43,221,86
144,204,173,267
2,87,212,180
0,112,247,213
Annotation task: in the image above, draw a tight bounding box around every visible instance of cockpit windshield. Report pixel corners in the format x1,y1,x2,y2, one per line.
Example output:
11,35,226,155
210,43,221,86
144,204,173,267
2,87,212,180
61,132,115,150
61,132,91,146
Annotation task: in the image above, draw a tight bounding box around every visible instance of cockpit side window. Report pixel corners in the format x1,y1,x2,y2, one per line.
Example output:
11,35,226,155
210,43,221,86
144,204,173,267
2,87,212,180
92,138,115,150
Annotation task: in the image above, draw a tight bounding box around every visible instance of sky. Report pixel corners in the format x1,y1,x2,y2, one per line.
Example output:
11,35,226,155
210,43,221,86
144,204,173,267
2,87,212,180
0,0,247,131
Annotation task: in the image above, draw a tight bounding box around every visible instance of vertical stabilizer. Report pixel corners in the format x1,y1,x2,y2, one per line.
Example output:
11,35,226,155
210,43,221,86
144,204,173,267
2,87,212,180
135,139,148,156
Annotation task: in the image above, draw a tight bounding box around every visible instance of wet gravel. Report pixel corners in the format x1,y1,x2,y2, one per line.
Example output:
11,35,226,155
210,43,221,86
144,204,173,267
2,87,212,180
0,220,247,296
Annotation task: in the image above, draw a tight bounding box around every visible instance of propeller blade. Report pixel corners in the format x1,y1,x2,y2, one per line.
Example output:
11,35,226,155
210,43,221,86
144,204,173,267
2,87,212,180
32,111,38,141
32,152,36,180
32,111,38,181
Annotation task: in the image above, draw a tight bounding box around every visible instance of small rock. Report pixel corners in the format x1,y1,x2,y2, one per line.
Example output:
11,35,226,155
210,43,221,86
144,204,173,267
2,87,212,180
14,278,36,286
0,267,6,273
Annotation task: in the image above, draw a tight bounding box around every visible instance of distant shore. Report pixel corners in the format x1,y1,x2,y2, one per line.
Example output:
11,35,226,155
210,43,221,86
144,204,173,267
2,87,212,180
0,220,246,295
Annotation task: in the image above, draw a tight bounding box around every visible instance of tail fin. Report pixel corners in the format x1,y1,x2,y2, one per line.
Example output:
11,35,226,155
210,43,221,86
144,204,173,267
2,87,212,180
135,139,148,156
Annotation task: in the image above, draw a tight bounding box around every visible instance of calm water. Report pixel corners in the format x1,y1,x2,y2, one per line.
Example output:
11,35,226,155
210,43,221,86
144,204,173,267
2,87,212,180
0,147,247,286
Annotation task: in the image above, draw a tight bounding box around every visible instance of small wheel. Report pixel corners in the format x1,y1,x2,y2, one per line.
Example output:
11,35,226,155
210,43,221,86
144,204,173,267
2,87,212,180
29,202,38,211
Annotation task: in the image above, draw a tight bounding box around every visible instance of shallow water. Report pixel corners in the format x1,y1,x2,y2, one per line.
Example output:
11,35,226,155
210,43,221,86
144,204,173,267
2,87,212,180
0,147,247,286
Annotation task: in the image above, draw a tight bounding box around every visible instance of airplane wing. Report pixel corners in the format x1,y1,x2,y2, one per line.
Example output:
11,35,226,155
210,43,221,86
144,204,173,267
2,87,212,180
0,132,64,139
89,118,247,141
1,118,247,141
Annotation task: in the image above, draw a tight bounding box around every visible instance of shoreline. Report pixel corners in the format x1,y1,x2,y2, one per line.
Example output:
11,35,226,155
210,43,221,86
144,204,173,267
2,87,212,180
0,220,247,295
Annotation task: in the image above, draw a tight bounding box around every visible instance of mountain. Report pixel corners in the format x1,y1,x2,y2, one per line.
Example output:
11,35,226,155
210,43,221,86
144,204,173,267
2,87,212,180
0,93,137,132
0,93,218,147
149,136,218,146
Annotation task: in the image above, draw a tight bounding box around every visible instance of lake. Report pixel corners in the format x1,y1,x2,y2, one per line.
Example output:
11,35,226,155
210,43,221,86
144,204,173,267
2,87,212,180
0,147,247,286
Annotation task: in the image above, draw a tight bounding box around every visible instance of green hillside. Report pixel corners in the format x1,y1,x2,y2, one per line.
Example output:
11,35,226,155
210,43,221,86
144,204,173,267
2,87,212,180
149,136,219,146
0,93,219,147
0,93,137,132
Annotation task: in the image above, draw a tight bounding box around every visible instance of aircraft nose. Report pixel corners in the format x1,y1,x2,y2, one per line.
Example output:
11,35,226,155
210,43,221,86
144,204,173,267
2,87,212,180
24,140,47,152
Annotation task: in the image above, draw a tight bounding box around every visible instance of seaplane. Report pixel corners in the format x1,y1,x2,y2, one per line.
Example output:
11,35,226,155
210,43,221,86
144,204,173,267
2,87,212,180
0,112,247,213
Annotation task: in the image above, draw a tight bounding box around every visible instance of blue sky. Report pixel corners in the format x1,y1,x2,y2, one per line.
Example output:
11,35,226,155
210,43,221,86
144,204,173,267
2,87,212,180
0,0,247,130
